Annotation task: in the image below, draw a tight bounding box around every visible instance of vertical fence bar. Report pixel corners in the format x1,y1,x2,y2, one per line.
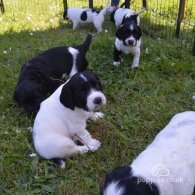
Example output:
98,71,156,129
143,0,146,8
0,0,5,13
89,0,93,8
63,0,68,11
192,36,195,56
176,0,186,38
125,0,130,8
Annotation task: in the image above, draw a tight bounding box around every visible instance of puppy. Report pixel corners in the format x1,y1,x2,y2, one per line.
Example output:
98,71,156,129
112,8,145,68
32,71,106,168
13,34,92,116
63,0,110,32
102,111,195,195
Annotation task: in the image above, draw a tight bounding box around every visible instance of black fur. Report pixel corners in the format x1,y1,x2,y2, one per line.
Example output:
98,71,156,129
63,10,68,20
116,15,142,44
60,71,103,111
81,11,87,21
14,34,93,116
102,166,159,195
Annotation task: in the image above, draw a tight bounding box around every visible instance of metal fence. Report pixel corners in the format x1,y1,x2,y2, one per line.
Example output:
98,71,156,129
1,0,195,55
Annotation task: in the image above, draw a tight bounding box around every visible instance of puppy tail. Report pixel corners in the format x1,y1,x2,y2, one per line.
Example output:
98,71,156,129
134,8,146,15
100,0,110,15
79,33,93,54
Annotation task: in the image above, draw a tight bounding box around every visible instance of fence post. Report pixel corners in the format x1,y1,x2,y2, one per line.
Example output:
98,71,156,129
0,0,5,13
125,0,130,8
89,0,93,8
193,36,195,56
63,0,68,11
143,0,147,8
176,0,186,38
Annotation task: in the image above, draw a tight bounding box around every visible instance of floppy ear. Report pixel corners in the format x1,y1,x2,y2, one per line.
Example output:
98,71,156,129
116,27,123,40
136,26,142,39
130,14,138,24
60,83,75,110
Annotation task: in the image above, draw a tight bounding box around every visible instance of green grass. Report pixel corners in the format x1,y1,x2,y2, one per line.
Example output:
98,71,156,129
0,1,195,194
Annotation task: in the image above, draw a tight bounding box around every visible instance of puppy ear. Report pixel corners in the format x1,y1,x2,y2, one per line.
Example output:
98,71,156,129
60,83,75,110
116,27,123,40
137,26,142,39
130,14,138,24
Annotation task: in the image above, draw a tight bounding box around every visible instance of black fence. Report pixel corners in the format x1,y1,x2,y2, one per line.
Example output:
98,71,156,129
63,0,195,55
1,0,195,55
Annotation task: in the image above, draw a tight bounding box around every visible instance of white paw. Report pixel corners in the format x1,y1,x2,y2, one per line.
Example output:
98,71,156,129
88,139,101,152
89,112,104,121
113,61,121,66
131,64,139,68
78,145,89,154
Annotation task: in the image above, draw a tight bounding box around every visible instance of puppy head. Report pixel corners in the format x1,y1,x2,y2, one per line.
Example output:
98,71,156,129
14,80,47,115
102,166,159,195
60,71,106,112
116,15,142,47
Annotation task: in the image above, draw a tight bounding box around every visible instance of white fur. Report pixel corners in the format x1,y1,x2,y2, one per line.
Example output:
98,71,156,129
114,38,141,68
113,8,142,28
104,182,124,195
66,0,109,32
131,111,195,195
32,80,106,160
68,47,78,77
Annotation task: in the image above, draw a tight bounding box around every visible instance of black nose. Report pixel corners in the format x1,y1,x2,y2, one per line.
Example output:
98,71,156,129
128,40,134,45
93,97,102,105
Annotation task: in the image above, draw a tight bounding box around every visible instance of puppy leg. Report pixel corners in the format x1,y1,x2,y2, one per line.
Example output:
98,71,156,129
93,20,103,32
35,135,90,159
131,49,140,68
113,46,122,66
88,112,104,121
72,21,79,30
74,129,101,152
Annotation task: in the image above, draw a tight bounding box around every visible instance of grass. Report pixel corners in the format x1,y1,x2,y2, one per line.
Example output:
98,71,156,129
0,0,195,194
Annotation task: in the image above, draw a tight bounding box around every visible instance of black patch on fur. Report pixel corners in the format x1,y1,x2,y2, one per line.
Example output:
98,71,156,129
102,166,159,195
14,34,92,116
63,10,68,20
60,71,103,111
81,11,87,21
91,8,100,14
116,15,142,44
110,9,116,22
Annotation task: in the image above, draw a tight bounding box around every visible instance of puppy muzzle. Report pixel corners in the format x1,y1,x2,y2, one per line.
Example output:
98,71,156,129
87,91,106,112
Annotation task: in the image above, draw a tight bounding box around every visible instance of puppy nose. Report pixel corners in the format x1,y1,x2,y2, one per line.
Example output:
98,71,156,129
128,40,134,45
93,97,102,105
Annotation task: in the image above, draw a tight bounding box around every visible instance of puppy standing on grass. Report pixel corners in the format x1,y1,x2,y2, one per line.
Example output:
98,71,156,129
63,0,110,32
102,111,195,195
13,34,92,116
33,71,106,168
112,8,145,68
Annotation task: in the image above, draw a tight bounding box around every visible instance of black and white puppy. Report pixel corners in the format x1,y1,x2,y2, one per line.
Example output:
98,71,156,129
13,34,92,116
113,8,145,68
33,71,106,168
102,111,195,195
63,0,109,32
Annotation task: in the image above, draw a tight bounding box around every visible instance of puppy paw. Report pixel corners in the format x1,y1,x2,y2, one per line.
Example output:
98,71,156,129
113,61,121,66
78,145,90,154
88,139,101,152
131,64,139,68
89,112,104,121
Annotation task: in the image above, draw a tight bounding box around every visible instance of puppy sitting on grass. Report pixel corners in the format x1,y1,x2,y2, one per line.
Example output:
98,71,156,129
32,71,106,168
63,0,110,32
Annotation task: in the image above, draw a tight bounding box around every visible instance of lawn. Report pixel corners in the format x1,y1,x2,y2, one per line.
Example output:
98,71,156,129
0,0,195,194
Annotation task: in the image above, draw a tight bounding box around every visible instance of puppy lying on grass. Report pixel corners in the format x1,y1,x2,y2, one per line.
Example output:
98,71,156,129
14,34,92,116
102,111,195,195
33,71,106,168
